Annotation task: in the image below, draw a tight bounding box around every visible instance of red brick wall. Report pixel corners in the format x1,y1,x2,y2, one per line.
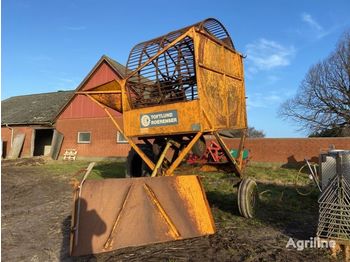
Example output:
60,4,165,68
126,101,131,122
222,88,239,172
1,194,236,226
55,117,130,158
223,137,350,163
53,119,350,163
2,123,349,163
1,126,34,158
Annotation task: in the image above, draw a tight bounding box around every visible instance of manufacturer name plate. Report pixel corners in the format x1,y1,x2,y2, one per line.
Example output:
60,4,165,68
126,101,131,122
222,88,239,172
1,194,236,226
140,110,178,128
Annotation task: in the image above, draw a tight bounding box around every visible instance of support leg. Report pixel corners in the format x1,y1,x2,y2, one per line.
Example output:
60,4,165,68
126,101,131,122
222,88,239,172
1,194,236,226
213,132,242,178
165,132,203,176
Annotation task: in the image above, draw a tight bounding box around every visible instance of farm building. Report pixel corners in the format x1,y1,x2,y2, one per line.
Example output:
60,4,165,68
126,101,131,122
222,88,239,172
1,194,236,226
54,55,131,159
1,55,131,160
1,90,74,158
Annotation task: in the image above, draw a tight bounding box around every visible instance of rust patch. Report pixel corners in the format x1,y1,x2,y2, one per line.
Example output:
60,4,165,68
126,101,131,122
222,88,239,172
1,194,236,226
70,176,215,256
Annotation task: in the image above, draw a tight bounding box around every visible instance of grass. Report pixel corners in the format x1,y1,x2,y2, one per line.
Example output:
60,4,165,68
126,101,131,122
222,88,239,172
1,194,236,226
176,163,320,234
37,159,319,236
39,159,306,183
247,164,300,185
39,159,317,202
39,160,125,180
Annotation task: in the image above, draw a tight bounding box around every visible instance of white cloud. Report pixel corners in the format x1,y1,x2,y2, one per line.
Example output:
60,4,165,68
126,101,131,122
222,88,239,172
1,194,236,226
301,13,323,31
245,39,295,73
246,92,284,109
300,12,331,39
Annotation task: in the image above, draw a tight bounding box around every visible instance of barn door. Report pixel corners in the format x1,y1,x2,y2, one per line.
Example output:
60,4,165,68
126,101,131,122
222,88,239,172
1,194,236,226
50,130,64,160
8,133,25,159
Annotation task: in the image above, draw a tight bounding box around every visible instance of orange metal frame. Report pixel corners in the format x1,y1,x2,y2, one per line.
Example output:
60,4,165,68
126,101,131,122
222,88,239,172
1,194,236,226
80,18,248,178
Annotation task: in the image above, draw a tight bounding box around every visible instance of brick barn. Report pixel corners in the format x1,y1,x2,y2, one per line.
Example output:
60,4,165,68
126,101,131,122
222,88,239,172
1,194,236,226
55,55,130,159
1,90,74,158
1,55,132,160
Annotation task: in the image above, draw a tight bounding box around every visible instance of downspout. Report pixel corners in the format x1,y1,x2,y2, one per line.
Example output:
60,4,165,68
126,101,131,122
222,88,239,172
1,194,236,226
5,124,14,147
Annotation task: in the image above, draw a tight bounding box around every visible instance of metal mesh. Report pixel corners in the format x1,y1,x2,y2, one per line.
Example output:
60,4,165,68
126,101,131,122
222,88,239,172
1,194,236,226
126,36,197,108
125,18,234,109
317,152,350,242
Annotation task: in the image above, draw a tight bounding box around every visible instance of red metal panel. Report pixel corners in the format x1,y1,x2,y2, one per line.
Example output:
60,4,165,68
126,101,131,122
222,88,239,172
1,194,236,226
59,95,122,119
82,62,120,91
58,61,122,120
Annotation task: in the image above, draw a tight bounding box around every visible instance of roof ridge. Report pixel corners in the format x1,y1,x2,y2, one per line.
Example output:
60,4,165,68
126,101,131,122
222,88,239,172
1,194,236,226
103,55,120,64
102,55,128,76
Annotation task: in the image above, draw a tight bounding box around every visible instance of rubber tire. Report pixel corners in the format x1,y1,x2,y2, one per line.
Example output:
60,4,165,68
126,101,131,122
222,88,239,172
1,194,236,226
125,144,154,178
192,135,206,157
237,178,258,218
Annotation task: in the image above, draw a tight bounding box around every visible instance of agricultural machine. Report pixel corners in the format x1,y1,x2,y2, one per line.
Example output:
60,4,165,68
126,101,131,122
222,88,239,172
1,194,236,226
71,18,257,256
187,140,249,164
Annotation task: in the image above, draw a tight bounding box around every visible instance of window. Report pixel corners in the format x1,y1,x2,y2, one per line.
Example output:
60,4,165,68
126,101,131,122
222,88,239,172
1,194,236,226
116,132,128,144
77,132,91,144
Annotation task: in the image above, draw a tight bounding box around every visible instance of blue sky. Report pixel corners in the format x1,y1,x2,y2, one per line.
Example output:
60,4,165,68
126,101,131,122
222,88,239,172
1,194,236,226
2,0,350,137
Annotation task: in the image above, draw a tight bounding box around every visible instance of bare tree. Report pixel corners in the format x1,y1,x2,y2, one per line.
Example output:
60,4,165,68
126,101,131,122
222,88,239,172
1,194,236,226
247,127,265,137
279,30,350,136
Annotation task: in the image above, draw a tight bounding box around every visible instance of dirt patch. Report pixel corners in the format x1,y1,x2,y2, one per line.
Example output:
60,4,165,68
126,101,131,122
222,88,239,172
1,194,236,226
1,160,334,261
2,164,72,261
2,157,46,167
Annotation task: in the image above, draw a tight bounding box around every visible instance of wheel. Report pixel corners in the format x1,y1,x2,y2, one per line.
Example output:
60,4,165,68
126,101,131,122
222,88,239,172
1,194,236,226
192,135,206,157
237,178,258,218
294,162,319,196
125,144,154,177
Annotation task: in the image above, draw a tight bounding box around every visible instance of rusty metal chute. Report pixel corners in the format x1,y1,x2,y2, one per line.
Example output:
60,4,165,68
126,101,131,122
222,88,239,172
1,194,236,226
71,175,215,256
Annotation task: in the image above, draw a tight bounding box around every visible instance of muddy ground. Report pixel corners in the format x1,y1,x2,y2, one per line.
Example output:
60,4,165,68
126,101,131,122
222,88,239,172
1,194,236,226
1,159,336,261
